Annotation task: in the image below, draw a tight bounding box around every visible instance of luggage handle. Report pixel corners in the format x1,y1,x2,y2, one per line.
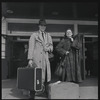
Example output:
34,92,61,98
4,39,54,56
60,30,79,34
26,63,37,68
26,64,30,68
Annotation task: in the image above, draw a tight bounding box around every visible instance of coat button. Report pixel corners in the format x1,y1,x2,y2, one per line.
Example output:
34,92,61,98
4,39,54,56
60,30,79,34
39,61,41,63
41,52,42,54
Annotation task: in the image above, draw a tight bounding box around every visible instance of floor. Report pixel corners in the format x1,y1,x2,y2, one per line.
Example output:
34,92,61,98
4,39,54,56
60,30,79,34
2,76,98,99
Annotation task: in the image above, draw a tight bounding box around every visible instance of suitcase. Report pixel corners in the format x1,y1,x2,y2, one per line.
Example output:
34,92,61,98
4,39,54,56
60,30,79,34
48,82,79,99
17,67,42,92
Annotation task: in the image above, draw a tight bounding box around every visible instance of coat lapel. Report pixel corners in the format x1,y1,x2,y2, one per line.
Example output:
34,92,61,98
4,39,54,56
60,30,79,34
35,31,43,43
39,31,44,42
35,31,49,47
44,32,48,44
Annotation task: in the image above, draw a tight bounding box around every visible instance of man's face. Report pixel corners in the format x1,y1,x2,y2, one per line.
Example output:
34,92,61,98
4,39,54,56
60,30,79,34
39,25,46,32
24,44,28,49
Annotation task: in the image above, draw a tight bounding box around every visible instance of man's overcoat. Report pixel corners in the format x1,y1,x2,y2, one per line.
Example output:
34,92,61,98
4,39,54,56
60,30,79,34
28,31,53,83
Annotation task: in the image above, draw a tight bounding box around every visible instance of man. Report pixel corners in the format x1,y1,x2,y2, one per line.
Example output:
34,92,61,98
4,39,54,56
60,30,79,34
19,43,28,67
28,19,53,98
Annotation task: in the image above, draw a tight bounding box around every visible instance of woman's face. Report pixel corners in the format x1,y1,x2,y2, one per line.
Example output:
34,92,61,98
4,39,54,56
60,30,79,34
66,29,73,38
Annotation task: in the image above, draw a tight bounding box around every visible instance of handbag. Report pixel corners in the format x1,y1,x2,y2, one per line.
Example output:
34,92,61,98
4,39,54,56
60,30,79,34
55,56,66,77
55,56,65,77
55,62,63,77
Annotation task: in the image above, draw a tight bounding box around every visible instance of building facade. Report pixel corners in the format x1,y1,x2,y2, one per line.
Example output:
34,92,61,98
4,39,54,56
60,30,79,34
1,2,98,79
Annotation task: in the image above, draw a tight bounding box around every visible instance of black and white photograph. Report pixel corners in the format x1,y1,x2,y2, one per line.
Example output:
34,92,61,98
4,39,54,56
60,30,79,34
1,2,98,99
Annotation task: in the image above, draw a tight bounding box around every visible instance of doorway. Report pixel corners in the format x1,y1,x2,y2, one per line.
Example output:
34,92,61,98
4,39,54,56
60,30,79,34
9,41,28,78
85,37,98,77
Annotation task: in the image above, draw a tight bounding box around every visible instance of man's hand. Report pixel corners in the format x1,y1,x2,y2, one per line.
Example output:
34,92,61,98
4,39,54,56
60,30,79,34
43,46,49,52
28,60,33,67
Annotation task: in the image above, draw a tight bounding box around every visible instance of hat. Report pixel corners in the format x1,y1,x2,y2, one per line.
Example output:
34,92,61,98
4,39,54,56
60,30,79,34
39,19,46,26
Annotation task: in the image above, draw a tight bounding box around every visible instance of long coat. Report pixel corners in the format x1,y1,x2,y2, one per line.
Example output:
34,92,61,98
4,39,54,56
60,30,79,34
28,31,53,83
56,35,82,82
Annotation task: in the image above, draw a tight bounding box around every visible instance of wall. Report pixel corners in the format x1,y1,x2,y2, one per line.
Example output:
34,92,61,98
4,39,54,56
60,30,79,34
2,17,8,79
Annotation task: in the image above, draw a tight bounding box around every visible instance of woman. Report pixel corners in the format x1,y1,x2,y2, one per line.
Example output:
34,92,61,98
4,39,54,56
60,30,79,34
55,29,82,83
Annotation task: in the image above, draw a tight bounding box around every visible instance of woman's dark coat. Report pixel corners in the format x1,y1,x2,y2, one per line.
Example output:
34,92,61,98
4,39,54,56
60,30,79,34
56,34,82,82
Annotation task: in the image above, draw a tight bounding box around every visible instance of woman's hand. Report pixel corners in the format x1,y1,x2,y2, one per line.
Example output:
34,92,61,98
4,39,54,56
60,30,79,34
65,51,69,55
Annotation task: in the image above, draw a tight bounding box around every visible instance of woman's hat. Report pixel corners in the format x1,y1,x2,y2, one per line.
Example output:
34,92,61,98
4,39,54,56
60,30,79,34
39,19,46,26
